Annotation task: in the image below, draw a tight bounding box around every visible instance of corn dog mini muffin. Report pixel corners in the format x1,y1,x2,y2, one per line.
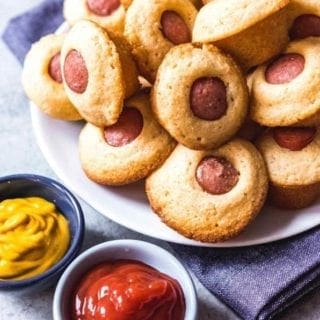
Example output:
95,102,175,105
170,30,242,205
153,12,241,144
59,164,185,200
152,43,248,150
193,0,290,70
256,127,320,209
124,0,197,82
288,0,320,40
63,0,125,33
146,139,268,243
250,37,320,127
22,34,81,121
79,93,176,186
61,20,139,127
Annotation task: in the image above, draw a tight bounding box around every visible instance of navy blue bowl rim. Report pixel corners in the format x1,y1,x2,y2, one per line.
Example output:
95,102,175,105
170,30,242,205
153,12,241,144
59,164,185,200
0,173,85,289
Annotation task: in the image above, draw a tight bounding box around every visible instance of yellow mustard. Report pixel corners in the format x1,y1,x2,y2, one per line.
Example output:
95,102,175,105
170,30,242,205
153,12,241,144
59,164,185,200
0,197,70,280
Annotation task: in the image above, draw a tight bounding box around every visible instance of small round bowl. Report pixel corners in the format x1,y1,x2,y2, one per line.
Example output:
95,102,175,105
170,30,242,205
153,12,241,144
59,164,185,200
53,239,198,320
0,174,84,294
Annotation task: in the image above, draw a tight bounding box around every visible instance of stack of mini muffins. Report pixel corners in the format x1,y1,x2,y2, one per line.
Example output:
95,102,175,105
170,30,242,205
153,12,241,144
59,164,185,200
22,0,320,243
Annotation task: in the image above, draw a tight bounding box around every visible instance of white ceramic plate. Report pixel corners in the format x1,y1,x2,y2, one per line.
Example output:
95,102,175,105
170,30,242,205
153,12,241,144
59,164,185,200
30,22,320,247
31,104,320,247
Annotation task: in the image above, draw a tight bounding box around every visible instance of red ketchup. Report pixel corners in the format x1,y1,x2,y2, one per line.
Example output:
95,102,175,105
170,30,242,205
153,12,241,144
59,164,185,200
71,260,186,320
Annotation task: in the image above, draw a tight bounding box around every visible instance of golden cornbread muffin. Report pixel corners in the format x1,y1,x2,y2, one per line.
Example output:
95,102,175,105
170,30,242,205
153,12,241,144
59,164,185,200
146,139,268,243
124,0,197,82
287,0,320,40
61,20,139,127
193,0,290,70
250,37,320,127
63,0,125,33
22,34,81,121
151,43,248,150
79,93,176,186
256,127,320,209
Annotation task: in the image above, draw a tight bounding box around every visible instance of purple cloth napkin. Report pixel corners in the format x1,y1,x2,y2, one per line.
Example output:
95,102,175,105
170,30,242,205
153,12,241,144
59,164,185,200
3,1,320,319
173,230,320,320
2,0,63,64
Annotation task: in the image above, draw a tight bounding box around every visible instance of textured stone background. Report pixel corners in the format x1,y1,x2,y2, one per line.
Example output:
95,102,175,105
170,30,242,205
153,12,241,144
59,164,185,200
0,1,320,319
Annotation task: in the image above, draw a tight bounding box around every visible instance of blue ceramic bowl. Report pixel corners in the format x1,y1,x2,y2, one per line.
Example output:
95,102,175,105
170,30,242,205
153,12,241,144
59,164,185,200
0,174,85,294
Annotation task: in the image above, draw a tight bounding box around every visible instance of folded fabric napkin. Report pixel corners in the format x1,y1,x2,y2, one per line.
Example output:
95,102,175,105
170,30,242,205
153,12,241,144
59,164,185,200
174,231,320,320
3,1,320,319
2,0,63,64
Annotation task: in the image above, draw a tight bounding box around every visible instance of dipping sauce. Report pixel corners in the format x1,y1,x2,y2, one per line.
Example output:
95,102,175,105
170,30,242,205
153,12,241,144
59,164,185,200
0,197,70,280
72,260,185,320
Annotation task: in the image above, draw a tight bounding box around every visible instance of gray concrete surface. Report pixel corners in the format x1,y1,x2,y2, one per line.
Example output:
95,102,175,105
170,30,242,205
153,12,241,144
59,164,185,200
0,1,320,319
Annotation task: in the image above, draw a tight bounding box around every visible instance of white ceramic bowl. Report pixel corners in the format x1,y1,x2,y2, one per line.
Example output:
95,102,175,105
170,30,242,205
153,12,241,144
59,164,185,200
53,239,198,320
